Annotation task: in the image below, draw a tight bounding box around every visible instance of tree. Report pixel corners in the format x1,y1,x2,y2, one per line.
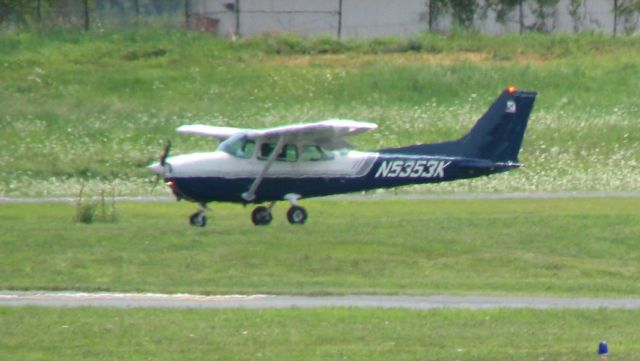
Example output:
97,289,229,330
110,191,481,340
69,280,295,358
530,0,560,32
614,0,640,35
487,0,526,34
0,0,35,26
423,0,478,32
449,0,478,28
424,0,449,32
568,0,585,33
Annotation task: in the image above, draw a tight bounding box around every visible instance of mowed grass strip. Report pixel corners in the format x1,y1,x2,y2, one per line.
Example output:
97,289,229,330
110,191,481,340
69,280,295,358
0,31,638,196
1,198,638,297
2,307,640,360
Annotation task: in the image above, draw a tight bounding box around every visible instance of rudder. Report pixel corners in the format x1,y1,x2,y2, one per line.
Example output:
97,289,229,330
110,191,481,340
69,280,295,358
456,87,537,162
380,87,537,163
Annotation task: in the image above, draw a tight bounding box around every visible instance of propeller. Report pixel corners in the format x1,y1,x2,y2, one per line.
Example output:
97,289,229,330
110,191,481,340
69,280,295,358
151,139,172,192
160,139,172,167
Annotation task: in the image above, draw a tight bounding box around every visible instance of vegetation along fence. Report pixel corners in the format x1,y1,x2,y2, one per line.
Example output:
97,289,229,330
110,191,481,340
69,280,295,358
0,0,638,36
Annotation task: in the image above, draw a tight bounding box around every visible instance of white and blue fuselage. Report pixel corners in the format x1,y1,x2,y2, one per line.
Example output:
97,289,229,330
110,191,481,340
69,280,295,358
151,146,516,204
148,88,537,226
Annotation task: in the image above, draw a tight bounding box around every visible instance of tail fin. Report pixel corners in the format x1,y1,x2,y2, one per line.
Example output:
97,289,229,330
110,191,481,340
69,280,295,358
381,87,537,163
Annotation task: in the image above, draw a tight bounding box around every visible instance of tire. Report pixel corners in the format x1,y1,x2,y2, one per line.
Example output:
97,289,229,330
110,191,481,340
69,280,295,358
286,206,307,225
251,206,273,226
189,212,207,227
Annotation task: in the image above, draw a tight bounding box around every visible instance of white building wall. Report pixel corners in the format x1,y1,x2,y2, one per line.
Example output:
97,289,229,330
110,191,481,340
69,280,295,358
192,0,635,38
341,0,427,38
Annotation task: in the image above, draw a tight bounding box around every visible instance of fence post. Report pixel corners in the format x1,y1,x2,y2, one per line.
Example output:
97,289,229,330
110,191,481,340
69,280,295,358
519,0,524,34
185,0,191,29
613,0,618,36
83,0,90,31
133,0,139,18
235,0,241,37
338,0,343,39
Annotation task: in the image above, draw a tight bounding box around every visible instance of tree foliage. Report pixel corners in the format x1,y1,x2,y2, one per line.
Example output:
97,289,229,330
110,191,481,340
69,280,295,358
424,0,478,30
615,0,640,34
0,0,36,25
449,0,478,28
487,0,521,24
530,0,561,32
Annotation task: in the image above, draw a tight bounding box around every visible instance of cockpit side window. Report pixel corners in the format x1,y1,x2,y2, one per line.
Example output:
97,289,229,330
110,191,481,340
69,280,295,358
301,145,335,161
217,134,255,159
259,143,275,159
278,144,298,162
258,143,298,162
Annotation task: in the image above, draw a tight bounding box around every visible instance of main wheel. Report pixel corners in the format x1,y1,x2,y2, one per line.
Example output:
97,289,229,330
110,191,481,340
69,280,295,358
189,212,207,227
251,206,273,226
286,206,307,225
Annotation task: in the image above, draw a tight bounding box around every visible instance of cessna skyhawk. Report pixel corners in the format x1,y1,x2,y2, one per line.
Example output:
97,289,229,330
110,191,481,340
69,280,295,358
148,87,537,226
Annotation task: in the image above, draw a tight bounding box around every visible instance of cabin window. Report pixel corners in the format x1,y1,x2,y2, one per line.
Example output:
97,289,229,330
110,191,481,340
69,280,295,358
258,143,298,162
217,135,255,159
301,145,335,161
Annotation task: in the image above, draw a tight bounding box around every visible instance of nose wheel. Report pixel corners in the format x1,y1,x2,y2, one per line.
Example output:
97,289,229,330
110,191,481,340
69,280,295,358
189,211,207,227
189,203,208,227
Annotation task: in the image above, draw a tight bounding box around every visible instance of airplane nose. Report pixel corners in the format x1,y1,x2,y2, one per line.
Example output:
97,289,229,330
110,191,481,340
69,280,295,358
147,162,164,175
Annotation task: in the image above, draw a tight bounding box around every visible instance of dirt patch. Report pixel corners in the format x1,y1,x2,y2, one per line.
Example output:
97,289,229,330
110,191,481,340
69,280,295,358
265,52,550,68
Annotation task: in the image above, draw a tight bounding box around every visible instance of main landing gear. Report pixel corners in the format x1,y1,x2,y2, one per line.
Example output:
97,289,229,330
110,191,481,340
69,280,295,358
187,198,308,227
250,201,307,226
251,204,273,226
286,206,307,225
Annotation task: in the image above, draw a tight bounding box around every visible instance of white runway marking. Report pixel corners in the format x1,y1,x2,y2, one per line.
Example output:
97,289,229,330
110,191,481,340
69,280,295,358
2,291,640,310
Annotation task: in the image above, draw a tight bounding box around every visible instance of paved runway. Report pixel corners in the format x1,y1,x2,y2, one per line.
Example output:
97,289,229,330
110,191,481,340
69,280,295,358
2,291,640,310
1,191,639,204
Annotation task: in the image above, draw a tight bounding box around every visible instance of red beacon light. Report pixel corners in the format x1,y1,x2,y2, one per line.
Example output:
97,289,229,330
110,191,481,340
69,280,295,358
507,85,517,95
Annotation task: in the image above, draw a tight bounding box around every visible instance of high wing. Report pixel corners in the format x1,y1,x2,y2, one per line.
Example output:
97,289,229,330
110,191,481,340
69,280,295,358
176,124,244,139
176,119,377,149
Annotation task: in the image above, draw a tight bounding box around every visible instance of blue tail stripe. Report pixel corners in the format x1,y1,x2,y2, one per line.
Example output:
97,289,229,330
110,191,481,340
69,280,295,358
380,89,537,163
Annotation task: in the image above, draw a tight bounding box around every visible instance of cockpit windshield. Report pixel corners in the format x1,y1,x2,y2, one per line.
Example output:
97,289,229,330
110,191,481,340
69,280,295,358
217,134,255,159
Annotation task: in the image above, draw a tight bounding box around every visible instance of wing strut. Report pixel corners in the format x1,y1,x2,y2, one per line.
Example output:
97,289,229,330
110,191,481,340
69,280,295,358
241,136,286,202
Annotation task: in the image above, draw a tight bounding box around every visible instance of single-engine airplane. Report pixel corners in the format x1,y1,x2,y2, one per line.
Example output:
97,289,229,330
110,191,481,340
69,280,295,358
148,86,537,226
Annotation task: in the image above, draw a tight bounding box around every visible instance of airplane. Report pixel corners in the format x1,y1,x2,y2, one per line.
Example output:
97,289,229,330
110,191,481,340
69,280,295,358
148,86,537,227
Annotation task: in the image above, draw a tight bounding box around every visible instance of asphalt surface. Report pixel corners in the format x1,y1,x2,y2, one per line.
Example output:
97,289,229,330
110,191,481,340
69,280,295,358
2,291,640,310
1,191,639,204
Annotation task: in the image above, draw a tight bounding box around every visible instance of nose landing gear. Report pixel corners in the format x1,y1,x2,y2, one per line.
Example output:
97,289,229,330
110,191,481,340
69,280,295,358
189,203,207,227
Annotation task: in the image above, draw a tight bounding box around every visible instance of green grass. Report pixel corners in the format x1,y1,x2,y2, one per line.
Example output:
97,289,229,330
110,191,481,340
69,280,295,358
1,198,638,297
2,307,640,360
0,31,638,196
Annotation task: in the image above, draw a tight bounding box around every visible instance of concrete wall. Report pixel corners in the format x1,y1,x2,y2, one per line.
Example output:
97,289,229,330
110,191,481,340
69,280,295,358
192,0,637,38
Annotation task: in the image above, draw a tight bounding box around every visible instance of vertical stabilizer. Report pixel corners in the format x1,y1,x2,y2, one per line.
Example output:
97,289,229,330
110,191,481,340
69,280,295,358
380,87,537,163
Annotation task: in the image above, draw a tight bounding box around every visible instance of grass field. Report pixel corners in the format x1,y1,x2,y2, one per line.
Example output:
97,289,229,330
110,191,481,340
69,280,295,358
0,31,638,196
1,30,639,360
1,198,638,297
2,307,640,360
